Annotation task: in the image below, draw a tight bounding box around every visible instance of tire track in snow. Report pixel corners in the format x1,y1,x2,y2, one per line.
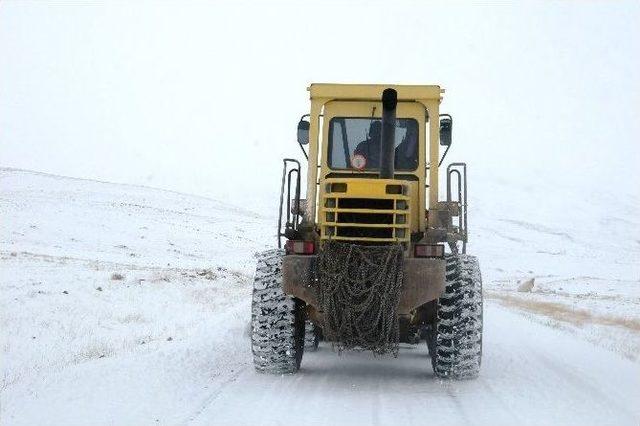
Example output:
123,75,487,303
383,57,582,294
185,367,248,425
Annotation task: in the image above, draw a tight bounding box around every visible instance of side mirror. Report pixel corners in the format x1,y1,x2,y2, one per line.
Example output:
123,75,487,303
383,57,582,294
439,114,452,146
297,119,310,145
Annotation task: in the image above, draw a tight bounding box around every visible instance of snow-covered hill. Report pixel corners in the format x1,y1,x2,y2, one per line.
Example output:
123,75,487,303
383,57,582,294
0,168,273,424
1,168,639,425
469,169,640,360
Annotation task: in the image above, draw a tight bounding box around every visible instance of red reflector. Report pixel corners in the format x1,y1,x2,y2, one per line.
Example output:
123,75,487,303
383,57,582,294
414,244,444,258
285,240,315,255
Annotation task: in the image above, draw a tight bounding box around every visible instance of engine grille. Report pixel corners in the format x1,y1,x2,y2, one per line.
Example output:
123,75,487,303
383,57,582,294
321,180,410,243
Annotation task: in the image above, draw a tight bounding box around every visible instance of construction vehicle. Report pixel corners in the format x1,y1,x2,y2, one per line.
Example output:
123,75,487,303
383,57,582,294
251,84,482,379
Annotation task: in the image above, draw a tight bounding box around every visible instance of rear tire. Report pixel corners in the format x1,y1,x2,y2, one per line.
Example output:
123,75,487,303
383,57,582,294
304,320,320,351
251,249,305,374
428,254,483,379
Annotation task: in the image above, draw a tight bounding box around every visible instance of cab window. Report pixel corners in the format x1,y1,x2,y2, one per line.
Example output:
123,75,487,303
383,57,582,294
328,117,418,171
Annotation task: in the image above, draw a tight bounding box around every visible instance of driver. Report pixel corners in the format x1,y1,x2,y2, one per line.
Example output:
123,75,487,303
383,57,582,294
353,121,382,168
395,122,418,170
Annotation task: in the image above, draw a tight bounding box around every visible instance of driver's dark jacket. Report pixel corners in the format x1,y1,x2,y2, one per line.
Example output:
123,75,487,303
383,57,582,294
353,139,417,170
353,138,380,168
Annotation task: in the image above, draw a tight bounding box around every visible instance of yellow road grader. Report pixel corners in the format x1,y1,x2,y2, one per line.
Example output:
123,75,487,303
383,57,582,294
251,84,482,379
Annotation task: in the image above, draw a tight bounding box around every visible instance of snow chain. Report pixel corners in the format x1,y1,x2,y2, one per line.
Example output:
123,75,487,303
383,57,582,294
315,241,404,356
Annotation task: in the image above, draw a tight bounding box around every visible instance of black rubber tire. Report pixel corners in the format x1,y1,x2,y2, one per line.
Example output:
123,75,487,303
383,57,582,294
428,254,483,379
251,249,305,374
304,320,320,351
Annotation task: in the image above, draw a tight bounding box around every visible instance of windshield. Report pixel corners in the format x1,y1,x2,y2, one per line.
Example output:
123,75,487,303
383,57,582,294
328,117,419,171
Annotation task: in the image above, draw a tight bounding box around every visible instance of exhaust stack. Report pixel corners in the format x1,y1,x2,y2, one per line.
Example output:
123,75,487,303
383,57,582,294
379,88,397,179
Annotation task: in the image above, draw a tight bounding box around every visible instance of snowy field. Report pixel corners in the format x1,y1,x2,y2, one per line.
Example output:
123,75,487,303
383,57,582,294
1,167,639,426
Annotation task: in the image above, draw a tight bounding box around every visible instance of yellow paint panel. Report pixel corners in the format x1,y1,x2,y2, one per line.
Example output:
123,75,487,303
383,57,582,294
309,83,442,102
324,178,409,198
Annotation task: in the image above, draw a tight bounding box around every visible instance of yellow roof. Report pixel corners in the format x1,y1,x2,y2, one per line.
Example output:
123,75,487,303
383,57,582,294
308,83,443,102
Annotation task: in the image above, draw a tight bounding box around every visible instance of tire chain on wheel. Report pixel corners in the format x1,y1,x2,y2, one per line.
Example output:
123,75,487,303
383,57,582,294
251,249,305,374
430,254,483,379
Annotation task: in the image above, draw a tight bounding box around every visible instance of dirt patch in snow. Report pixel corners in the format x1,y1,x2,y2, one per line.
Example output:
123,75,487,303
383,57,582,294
487,292,640,332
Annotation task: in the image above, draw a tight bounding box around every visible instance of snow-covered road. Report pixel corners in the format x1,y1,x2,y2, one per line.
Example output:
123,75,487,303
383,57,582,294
1,168,639,426
189,302,640,426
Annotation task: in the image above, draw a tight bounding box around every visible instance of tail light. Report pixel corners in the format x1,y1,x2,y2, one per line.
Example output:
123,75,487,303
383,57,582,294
414,244,444,258
285,240,315,255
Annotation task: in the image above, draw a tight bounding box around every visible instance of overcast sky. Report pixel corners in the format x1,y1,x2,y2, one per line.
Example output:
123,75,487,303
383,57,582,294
1,0,638,208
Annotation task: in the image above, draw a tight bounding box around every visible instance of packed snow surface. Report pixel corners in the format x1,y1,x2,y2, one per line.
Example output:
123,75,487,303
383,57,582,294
1,168,639,426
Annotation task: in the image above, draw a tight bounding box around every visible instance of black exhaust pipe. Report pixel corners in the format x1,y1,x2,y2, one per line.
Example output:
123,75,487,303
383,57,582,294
379,88,397,179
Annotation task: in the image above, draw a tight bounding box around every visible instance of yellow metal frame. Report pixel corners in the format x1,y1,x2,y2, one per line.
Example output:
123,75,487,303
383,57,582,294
304,83,443,237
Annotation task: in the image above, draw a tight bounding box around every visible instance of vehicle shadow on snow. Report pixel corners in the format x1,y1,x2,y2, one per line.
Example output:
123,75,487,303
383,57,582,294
297,344,435,380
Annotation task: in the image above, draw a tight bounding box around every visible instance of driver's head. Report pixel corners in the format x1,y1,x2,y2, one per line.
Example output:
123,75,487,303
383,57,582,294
369,121,382,141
